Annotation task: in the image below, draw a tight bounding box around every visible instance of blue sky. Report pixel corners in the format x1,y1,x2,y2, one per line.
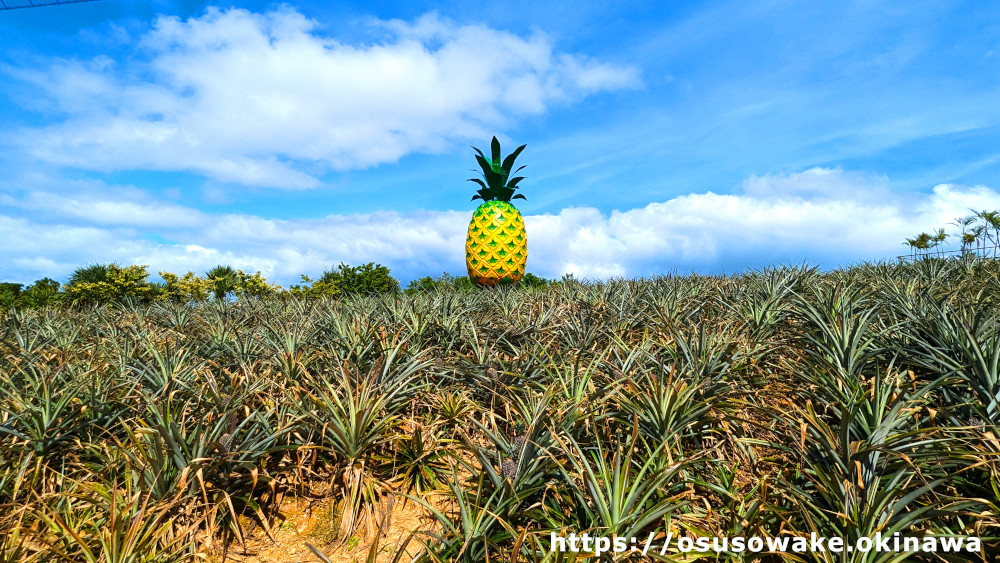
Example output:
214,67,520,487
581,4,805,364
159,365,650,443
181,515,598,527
1,0,999,285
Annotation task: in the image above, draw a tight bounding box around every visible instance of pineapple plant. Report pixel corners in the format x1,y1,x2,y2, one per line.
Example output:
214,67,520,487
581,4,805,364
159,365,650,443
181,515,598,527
466,136,528,286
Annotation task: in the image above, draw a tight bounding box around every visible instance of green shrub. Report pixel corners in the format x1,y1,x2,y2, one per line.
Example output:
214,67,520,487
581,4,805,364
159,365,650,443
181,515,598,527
405,275,438,295
452,275,476,291
0,282,22,309
405,272,479,294
64,264,153,304
288,274,341,298
235,270,277,298
318,262,400,296
159,271,213,302
0,282,23,294
519,272,550,289
21,278,61,308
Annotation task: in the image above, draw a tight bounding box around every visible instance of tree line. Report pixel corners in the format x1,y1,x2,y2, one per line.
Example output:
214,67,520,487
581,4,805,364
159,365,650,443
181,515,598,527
0,262,556,309
903,209,1000,258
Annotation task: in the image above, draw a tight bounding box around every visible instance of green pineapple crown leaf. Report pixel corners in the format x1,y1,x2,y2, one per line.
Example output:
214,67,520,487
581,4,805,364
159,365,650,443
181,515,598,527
468,136,527,203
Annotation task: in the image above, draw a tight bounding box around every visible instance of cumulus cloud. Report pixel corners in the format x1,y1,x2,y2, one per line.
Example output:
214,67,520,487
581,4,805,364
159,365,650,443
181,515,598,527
531,174,999,277
6,7,641,188
2,168,997,284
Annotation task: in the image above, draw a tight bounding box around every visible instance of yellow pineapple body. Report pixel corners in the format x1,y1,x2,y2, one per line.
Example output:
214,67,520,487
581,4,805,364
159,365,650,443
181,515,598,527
465,200,527,286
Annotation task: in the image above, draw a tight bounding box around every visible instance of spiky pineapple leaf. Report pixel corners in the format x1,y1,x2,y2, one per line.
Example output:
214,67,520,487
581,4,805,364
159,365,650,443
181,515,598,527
507,177,526,190
491,136,502,168
469,136,528,203
500,145,526,174
475,155,504,190
473,154,494,176
466,178,492,201
498,145,525,186
512,194,526,200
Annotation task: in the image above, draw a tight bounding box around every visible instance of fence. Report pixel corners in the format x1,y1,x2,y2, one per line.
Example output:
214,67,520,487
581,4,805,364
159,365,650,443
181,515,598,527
897,245,1000,263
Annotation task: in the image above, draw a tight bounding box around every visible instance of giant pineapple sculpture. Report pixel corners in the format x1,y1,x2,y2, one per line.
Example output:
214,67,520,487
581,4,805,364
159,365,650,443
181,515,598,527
465,136,528,286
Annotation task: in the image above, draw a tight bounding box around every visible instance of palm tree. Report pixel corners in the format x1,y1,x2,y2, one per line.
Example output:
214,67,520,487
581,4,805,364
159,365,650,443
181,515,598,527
952,215,977,256
904,233,931,262
970,225,987,257
976,210,1000,257
67,263,112,286
962,231,978,256
931,228,948,256
205,265,238,301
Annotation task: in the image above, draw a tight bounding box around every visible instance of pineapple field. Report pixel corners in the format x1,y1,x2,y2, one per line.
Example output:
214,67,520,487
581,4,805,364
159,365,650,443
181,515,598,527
1,258,999,562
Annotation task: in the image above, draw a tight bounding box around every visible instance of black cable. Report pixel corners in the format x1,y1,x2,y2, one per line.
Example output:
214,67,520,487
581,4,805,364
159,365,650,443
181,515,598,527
1,0,104,11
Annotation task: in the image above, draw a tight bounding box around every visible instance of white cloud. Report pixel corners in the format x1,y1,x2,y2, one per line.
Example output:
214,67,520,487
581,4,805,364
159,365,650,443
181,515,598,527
9,190,206,229
740,167,895,203
2,168,997,285
7,7,641,189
